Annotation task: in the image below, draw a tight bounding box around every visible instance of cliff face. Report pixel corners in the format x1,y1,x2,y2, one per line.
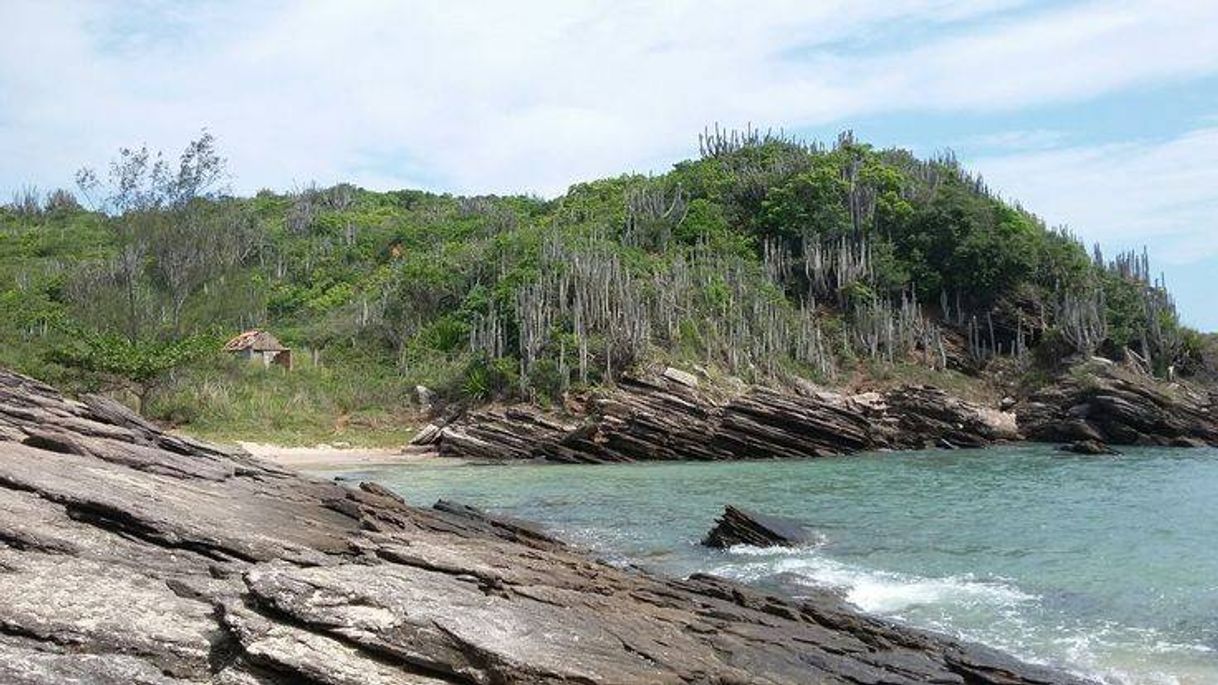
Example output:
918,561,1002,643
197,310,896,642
0,367,1086,684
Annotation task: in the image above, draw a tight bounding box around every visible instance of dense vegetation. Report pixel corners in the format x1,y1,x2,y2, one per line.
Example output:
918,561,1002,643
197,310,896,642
0,128,1205,444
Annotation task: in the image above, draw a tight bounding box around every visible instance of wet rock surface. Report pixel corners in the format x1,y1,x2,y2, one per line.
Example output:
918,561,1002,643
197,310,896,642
702,505,817,549
439,375,1019,463
1017,360,1218,448
0,368,1089,684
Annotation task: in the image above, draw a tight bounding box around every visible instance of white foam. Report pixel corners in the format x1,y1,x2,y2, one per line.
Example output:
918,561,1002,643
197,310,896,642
710,548,1218,685
1051,625,1218,685
714,547,1032,614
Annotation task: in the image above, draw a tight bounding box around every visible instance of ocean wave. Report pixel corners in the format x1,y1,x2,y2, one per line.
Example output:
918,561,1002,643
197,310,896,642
712,546,1032,614
709,547,1218,685
1049,624,1218,685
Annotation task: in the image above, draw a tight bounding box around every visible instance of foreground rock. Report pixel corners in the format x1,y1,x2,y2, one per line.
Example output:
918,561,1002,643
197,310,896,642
1018,359,1218,448
0,368,1088,684
439,376,1018,462
702,505,818,548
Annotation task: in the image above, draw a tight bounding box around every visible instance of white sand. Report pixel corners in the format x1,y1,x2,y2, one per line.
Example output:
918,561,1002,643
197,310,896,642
237,441,442,470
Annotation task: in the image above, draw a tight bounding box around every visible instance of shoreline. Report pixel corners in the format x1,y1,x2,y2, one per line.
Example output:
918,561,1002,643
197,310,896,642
0,367,1096,683
235,440,448,470
178,357,1218,472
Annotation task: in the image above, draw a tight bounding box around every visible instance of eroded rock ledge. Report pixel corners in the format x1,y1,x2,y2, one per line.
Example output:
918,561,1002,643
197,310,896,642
0,368,1087,684
434,363,1218,462
436,376,1019,463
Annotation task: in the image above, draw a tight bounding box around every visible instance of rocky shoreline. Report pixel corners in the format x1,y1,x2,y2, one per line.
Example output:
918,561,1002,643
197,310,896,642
0,367,1097,684
428,361,1217,463
1016,358,1218,448
431,375,1021,463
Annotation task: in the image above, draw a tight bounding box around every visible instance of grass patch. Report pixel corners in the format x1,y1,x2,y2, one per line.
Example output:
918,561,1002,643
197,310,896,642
852,361,1001,404
149,354,421,448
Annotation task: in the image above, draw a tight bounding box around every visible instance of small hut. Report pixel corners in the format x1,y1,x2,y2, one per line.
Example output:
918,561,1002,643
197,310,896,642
224,330,292,370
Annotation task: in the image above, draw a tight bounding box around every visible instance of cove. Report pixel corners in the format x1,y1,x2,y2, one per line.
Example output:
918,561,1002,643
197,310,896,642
329,444,1218,685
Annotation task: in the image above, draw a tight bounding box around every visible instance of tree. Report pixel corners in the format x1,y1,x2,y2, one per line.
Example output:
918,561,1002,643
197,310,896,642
760,164,851,241
57,133,261,414
151,199,258,334
71,131,264,336
51,329,216,413
76,131,229,341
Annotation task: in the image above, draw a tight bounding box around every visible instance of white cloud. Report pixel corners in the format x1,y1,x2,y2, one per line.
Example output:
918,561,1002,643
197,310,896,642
2,0,1218,203
958,129,1067,151
840,0,1218,112
972,127,1218,264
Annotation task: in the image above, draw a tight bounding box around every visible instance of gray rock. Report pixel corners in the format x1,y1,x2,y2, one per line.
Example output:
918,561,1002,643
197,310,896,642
1057,440,1120,455
1017,362,1218,447
415,385,434,412
702,505,818,548
438,377,1019,462
662,366,699,388
0,367,1091,684
409,422,443,445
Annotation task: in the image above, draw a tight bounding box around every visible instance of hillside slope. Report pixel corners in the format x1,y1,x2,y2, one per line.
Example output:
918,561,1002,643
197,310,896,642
0,129,1205,443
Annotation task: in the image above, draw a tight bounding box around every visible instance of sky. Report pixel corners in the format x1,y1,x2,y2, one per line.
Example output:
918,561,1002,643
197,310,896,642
1,0,1216,329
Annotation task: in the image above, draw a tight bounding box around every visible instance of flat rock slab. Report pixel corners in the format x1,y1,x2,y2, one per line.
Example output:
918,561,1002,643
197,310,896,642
0,367,1091,684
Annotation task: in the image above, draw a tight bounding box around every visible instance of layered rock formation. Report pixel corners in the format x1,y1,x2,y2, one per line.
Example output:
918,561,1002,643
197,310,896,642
1017,359,1218,448
436,362,1218,461
0,368,1087,684
701,505,818,549
437,376,1019,463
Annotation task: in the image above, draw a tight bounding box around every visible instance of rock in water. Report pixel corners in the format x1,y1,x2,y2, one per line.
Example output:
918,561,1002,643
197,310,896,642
703,505,817,548
0,367,1092,684
1058,439,1120,455
432,498,560,548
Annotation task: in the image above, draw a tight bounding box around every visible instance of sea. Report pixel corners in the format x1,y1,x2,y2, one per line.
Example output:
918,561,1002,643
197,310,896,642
319,444,1218,684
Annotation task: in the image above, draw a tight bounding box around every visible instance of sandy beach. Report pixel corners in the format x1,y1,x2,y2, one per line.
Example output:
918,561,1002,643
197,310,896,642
237,441,444,470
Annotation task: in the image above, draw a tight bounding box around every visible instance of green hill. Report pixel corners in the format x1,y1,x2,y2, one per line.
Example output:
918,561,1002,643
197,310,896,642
0,128,1204,445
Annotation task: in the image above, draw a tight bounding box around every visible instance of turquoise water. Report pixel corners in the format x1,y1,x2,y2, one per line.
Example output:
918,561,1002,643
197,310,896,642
323,445,1218,684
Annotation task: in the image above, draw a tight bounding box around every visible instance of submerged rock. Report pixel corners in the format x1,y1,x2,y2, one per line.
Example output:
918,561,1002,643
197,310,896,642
1058,439,1120,455
702,505,817,548
0,367,1091,684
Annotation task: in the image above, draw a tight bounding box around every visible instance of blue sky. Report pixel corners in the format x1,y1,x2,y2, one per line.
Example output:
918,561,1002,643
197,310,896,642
2,0,1216,329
